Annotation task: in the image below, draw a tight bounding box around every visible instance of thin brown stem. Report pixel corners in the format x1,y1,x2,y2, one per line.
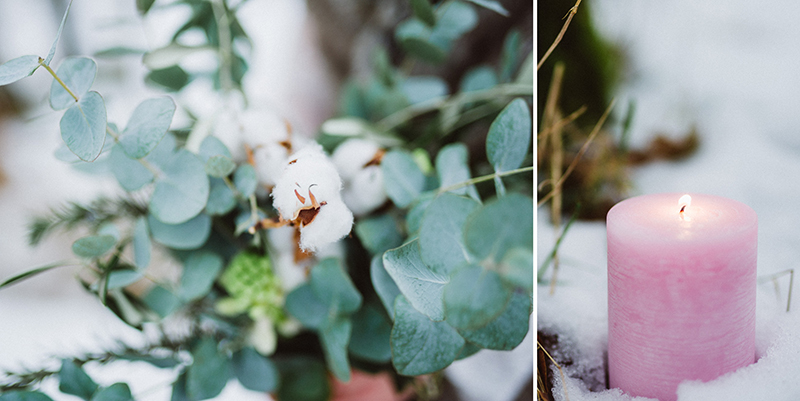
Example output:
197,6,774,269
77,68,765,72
537,0,582,70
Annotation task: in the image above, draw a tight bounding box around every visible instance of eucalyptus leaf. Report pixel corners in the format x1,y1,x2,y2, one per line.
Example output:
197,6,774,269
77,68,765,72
136,0,156,15
109,144,154,191
143,43,214,70
205,155,236,178
419,193,480,274
104,269,143,290
405,191,436,235
90,383,133,401
72,235,116,258
186,338,230,400
370,255,401,317
119,97,176,159
458,290,531,350
205,178,236,216
486,98,531,173
429,1,478,47
143,285,182,318
500,248,533,294
234,164,257,198
60,91,107,162
402,76,447,105
435,143,480,200
410,0,436,26
285,283,328,329
443,264,510,329
354,214,403,255
319,317,352,382
0,55,40,86
310,258,362,316
0,391,54,401
395,20,446,64
148,213,211,250
455,342,482,360
50,57,96,110
133,217,151,270
146,66,190,92
59,359,98,400
94,47,145,58
198,136,232,161
500,30,521,82
150,149,209,224
383,240,448,321
391,295,464,376
460,66,498,93
464,193,533,262
179,251,223,301
232,347,279,392
349,303,392,363
46,0,75,65
382,150,426,208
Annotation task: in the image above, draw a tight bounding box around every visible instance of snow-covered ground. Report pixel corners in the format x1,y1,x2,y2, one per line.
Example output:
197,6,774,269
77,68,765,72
538,1,800,400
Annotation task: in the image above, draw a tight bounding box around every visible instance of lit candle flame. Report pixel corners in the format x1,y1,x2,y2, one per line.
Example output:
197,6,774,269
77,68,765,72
679,194,691,220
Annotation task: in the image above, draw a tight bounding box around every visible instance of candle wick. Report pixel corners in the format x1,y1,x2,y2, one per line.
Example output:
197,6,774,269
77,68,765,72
680,205,686,213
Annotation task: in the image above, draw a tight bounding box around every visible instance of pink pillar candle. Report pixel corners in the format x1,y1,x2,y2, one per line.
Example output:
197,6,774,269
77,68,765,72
607,193,757,401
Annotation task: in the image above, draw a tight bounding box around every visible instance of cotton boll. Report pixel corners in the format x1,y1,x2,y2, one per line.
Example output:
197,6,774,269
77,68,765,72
252,143,290,187
271,144,343,220
332,138,381,181
298,199,354,252
342,165,388,216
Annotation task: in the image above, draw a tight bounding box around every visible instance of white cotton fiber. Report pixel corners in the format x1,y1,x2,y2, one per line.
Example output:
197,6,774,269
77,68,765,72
341,165,387,216
331,138,381,180
297,199,353,252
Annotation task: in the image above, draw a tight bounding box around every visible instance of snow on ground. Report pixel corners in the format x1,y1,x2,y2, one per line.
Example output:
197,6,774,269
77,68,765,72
538,0,800,400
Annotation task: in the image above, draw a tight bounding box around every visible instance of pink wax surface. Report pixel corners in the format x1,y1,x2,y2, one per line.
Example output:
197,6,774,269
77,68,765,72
607,193,757,401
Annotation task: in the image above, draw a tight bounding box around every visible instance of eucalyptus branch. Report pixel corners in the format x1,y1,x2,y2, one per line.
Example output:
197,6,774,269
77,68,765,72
38,57,78,102
377,83,533,132
105,126,162,177
438,166,533,194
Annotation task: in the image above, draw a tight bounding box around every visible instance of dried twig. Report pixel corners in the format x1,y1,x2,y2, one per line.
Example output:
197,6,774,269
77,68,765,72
537,341,570,401
537,0,582,70
537,105,587,140
758,268,795,312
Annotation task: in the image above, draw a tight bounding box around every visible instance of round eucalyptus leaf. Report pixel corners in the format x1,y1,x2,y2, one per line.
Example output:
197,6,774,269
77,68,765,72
205,178,236,216
382,150,426,208
349,303,392,363
91,383,133,401
148,213,211,250
419,193,480,274
396,20,445,64
142,285,182,318
443,264,511,329
500,248,533,294
105,269,143,290
234,164,257,198
310,258,362,315
179,251,223,301
186,338,230,401
460,65,498,93
382,240,447,321
435,143,479,200
401,76,447,105
464,193,533,262
150,149,209,225
0,55,41,86
458,290,531,350
429,1,478,46
486,98,531,173
119,97,176,159
285,284,328,330
60,90,107,162
355,214,403,255
109,145,154,191
370,256,401,318
50,57,97,110
59,359,98,400
232,347,279,392
205,155,236,178
410,0,436,26
72,235,116,258
198,136,232,161
390,295,464,376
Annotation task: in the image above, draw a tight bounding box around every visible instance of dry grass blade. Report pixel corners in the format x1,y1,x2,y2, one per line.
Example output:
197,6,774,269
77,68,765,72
537,341,569,401
538,63,565,169
537,0,582,70
759,268,795,312
537,106,587,139
537,98,617,208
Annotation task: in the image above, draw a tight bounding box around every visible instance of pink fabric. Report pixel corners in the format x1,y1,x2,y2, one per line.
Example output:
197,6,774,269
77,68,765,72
607,193,757,401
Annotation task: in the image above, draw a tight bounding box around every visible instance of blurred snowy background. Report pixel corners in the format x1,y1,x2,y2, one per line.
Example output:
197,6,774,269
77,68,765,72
0,0,532,400
538,0,800,400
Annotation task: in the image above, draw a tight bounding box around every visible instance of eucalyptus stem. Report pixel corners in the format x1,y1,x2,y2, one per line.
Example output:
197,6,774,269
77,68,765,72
211,0,234,94
438,166,533,194
377,83,533,132
39,57,78,102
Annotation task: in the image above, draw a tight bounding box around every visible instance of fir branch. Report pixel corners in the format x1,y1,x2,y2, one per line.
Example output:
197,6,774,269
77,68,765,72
27,196,148,246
